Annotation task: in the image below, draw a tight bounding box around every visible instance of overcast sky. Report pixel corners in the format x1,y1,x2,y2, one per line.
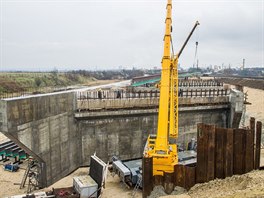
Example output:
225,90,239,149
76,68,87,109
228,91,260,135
0,0,263,71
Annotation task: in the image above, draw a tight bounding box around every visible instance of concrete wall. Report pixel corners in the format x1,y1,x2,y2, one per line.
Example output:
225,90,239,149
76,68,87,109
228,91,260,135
77,105,229,165
229,89,244,128
0,93,79,186
177,108,229,147
78,115,156,165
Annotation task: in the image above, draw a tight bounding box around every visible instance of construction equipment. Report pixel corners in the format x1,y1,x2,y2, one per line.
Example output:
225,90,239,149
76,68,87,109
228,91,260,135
143,0,199,176
4,163,19,172
111,156,142,188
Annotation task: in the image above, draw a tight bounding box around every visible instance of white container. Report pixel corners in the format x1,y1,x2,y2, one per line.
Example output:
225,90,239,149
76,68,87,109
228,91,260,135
73,175,98,198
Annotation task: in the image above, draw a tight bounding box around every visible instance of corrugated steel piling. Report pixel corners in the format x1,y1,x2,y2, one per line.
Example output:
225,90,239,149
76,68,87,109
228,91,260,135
143,119,262,197
255,121,262,169
143,157,153,198
164,172,174,194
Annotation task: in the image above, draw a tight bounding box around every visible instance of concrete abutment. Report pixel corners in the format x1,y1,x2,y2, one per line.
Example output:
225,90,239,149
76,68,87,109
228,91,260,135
0,89,243,187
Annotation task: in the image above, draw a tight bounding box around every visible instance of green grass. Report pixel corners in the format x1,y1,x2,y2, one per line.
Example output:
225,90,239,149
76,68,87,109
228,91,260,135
0,72,97,94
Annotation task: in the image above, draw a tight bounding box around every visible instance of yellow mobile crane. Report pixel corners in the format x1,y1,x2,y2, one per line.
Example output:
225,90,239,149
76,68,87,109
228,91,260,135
143,0,199,176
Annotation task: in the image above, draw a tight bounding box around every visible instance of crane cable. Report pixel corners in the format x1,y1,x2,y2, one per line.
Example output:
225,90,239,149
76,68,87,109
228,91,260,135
193,25,199,68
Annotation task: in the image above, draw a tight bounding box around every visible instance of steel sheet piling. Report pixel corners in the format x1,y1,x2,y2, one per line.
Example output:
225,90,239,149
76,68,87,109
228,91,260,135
207,125,216,181
145,120,262,196
185,166,196,190
255,121,262,169
164,172,174,194
196,123,207,183
153,175,163,186
250,117,255,168
224,128,234,177
143,157,153,198
174,164,185,187
215,127,225,179
245,128,254,172
196,123,215,182
233,129,246,174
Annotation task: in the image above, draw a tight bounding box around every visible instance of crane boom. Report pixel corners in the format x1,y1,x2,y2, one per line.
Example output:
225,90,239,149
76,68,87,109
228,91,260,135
156,0,172,153
178,21,200,58
143,0,200,177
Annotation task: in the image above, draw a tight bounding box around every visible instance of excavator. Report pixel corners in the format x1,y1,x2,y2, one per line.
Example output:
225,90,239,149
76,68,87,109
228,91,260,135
143,0,199,176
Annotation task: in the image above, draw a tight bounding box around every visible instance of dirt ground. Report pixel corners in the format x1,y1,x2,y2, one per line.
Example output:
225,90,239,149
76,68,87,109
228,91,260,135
0,160,28,197
0,86,263,197
161,170,264,198
243,87,264,130
0,166,141,198
45,167,141,198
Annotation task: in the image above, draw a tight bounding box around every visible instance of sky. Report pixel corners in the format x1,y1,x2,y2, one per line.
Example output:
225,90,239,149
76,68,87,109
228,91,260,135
0,0,263,71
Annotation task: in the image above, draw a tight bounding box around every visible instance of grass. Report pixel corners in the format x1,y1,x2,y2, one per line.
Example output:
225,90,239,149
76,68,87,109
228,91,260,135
0,72,97,94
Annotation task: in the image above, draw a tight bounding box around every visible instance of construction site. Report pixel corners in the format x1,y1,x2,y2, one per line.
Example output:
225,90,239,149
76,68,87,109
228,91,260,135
0,0,263,197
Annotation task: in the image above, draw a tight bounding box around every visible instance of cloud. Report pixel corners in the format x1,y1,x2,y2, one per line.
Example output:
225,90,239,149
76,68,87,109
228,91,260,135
1,0,263,71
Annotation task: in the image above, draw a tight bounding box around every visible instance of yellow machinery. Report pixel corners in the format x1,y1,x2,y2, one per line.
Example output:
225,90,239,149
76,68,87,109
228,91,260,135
143,0,199,176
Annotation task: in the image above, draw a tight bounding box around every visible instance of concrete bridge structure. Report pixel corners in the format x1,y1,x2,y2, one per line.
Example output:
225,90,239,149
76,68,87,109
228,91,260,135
0,80,244,188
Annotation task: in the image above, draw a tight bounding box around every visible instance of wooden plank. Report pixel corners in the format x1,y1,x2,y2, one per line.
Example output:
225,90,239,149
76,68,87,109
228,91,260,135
233,129,246,174
215,127,224,179
174,164,185,188
196,123,208,183
223,128,234,177
185,166,196,190
207,124,216,181
255,121,262,169
245,128,254,172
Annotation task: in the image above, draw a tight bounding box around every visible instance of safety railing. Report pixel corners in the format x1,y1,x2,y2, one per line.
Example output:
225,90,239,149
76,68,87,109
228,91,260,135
77,88,229,100
178,80,223,87
0,86,75,99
